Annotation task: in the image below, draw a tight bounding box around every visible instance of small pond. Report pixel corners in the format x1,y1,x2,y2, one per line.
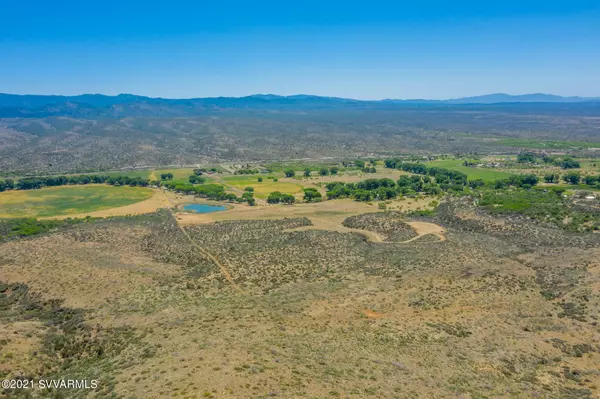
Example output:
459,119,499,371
183,204,227,213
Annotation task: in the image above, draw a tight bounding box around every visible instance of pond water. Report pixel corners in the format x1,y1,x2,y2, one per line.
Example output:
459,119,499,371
183,204,227,213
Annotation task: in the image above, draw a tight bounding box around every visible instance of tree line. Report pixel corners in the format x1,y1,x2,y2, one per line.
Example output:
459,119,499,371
517,152,580,169
266,188,322,204
0,173,257,206
543,172,600,187
0,174,156,191
161,181,256,205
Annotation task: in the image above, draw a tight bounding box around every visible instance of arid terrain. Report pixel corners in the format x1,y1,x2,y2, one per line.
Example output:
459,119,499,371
1,98,600,398
2,96,600,175
1,190,599,398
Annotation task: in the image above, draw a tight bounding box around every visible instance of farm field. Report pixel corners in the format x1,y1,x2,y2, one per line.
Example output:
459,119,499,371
221,175,305,199
426,159,515,181
0,185,154,218
153,168,196,181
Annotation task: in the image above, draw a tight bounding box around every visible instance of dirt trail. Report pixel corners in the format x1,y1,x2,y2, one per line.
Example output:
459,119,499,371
401,221,446,243
160,189,243,292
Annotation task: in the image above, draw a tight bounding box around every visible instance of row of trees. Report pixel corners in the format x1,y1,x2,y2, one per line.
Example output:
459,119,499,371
554,172,600,186
162,181,256,205
325,171,542,202
517,152,581,169
384,159,469,185
303,167,339,177
188,175,206,184
325,176,444,202
492,174,540,189
266,188,323,204
235,169,260,175
267,191,296,204
324,177,423,202
0,179,14,192
0,171,254,206
0,174,157,191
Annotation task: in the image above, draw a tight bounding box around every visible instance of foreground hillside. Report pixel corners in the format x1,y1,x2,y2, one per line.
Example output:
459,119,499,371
1,201,599,398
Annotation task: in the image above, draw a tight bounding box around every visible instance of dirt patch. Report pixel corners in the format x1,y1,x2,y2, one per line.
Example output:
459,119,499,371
406,221,446,242
285,216,387,242
363,309,387,318
175,199,378,225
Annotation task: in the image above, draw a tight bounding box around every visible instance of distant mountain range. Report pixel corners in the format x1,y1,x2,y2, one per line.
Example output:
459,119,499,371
0,92,598,118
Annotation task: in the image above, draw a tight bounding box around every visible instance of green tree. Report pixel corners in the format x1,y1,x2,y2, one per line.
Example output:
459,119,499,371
563,172,581,185
284,169,295,177
225,193,238,202
319,168,329,176
280,194,296,204
303,188,322,202
304,168,311,177
330,167,339,175
189,175,206,184
544,173,560,183
242,192,254,202
258,177,263,182
244,186,254,192
517,152,537,163
557,157,580,169
267,191,283,204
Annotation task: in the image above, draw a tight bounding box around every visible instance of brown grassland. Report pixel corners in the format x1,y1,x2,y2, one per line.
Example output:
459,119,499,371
1,188,599,398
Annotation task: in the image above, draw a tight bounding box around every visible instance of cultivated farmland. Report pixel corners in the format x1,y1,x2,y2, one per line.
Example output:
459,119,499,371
0,185,154,218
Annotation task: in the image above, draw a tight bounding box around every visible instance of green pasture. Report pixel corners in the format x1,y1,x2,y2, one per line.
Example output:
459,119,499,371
426,159,515,182
0,185,153,218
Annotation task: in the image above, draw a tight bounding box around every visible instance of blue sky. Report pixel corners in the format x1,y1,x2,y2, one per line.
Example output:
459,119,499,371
1,0,599,99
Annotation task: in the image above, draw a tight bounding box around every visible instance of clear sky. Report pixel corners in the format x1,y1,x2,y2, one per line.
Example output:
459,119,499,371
1,0,599,99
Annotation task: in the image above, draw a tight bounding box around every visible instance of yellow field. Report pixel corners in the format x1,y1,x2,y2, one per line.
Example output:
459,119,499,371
222,175,305,199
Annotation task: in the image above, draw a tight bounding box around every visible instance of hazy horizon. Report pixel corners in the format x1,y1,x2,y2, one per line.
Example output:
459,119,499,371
1,91,599,102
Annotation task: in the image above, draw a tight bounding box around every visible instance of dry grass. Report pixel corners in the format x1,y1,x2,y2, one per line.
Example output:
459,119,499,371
2,203,600,398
